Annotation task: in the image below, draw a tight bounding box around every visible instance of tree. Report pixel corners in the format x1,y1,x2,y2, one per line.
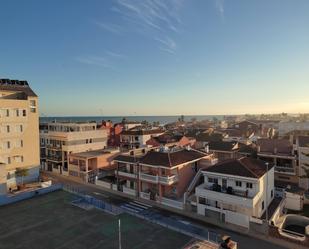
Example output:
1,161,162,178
15,168,29,186
178,115,185,122
121,117,127,124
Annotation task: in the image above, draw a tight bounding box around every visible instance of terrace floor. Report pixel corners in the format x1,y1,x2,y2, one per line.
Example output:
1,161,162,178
0,190,191,249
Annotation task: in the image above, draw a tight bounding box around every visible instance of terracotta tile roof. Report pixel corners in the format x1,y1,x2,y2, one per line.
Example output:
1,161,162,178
140,149,207,167
298,136,309,147
208,141,238,152
195,132,223,142
203,157,273,178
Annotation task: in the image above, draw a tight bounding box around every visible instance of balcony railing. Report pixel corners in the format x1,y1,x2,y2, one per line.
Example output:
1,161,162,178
139,172,158,183
116,170,137,178
275,166,296,175
196,183,255,208
46,155,62,162
159,175,179,185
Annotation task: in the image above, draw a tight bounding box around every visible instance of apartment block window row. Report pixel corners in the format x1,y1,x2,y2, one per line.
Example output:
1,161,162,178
1,140,24,150
1,155,23,165
0,108,27,118
0,124,23,133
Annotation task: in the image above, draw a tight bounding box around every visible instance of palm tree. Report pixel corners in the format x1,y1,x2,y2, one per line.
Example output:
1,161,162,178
15,168,29,187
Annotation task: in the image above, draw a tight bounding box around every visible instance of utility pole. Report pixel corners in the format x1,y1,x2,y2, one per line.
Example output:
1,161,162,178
119,219,121,249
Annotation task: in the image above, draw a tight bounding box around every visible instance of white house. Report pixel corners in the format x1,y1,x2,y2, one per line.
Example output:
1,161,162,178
195,157,275,228
297,136,309,190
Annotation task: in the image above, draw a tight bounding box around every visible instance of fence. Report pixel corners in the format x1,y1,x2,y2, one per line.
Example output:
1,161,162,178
63,184,123,215
0,183,63,206
122,207,221,245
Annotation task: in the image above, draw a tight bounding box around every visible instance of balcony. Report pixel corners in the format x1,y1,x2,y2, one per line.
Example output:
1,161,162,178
139,172,158,183
116,169,137,179
46,155,62,162
159,175,179,185
275,166,296,175
46,144,62,150
196,183,256,208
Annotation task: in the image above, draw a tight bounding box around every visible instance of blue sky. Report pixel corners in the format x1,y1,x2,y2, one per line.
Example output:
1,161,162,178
1,0,309,116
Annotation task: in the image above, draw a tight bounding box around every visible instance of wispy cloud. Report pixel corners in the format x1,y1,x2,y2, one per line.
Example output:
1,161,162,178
108,0,185,54
105,51,125,58
76,56,111,68
76,50,125,69
215,0,225,21
155,36,177,54
93,21,123,35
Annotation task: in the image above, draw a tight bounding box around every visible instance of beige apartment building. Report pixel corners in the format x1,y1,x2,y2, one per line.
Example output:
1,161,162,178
40,122,108,176
0,79,40,194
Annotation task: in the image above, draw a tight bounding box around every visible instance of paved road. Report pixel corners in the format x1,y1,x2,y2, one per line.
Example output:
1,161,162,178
45,173,289,249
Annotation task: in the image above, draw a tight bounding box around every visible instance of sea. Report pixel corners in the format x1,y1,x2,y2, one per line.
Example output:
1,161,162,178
39,115,226,125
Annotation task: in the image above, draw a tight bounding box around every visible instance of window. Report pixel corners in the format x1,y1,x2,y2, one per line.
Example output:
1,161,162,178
199,197,206,205
6,125,10,133
6,109,9,117
30,100,36,113
236,181,242,187
20,125,23,132
7,141,11,149
20,140,23,147
246,182,253,189
271,190,273,198
7,157,11,164
30,100,36,106
16,109,19,117
208,177,218,184
129,181,134,189
22,110,26,116
262,201,265,210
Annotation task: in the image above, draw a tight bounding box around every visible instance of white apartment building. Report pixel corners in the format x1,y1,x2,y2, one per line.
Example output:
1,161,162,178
297,136,309,190
195,157,275,228
120,127,164,150
0,79,40,194
40,122,107,176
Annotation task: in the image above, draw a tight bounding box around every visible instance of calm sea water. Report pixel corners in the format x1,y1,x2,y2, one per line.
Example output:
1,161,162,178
39,115,225,125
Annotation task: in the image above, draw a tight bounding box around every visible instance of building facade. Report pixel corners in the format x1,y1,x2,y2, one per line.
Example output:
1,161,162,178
120,127,164,150
40,122,107,175
68,148,120,183
195,157,275,228
297,136,309,190
0,79,40,194
112,147,214,209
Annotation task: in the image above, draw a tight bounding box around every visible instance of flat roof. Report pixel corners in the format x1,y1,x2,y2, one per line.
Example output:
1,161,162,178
70,149,119,158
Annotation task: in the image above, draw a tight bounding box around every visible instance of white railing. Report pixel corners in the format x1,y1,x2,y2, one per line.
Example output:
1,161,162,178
139,172,158,183
196,184,254,208
117,170,137,178
160,197,184,210
95,179,112,189
159,175,179,184
140,191,151,200
122,186,136,196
